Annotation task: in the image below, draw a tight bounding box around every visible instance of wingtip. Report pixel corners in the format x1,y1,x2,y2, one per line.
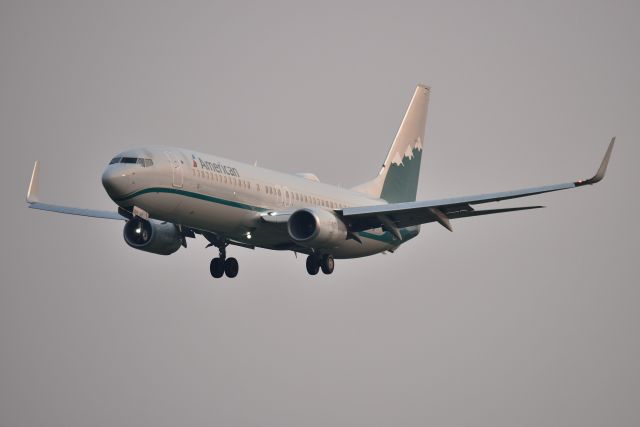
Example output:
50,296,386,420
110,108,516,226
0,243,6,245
26,160,40,203
575,137,615,186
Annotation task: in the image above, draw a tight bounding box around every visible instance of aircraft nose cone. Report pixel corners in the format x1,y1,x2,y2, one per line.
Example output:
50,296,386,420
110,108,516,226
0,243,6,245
102,167,130,199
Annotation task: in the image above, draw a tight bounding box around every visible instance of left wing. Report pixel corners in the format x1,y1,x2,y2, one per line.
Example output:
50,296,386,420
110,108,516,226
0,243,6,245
26,161,125,220
340,138,615,234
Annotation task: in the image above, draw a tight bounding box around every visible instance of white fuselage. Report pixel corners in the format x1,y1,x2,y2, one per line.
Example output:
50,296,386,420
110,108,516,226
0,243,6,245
101,146,419,258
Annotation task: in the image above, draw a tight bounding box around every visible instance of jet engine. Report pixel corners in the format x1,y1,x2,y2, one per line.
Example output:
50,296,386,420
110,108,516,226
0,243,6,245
123,218,182,255
287,208,347,249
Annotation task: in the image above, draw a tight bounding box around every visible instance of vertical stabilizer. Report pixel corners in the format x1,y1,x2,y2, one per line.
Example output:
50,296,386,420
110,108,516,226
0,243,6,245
352,85,430,203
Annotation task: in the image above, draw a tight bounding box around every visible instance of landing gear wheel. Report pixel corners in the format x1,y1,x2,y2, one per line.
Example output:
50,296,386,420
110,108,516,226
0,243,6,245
224,257,239,278
320,254,334,275
306,255,320,275
210,258,224,278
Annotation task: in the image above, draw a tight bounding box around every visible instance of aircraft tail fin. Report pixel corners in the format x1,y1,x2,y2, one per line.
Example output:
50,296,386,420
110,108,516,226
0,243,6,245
352,85,430,203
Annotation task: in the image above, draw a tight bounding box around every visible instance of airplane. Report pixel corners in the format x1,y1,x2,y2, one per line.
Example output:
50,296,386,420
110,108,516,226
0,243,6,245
26,85,615,279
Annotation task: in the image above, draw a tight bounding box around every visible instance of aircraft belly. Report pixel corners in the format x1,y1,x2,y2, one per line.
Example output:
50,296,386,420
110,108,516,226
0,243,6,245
180,199,260,234
128,192,182,218
131,191,259,235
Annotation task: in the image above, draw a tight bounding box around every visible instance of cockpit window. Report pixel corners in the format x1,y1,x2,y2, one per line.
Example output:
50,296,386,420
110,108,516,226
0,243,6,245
109,157,154,167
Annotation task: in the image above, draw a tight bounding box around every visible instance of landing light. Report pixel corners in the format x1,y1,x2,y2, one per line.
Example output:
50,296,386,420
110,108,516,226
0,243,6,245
246,232,252,240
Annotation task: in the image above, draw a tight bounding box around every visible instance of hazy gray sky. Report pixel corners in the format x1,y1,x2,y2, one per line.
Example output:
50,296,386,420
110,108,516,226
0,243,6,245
1,1,639,426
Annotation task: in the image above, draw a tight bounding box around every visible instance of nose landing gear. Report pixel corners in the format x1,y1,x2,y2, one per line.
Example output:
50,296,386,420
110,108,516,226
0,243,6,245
306,254,334,275
209,243,239,279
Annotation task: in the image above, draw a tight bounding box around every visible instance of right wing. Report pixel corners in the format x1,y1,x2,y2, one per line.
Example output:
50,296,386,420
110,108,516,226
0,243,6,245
26,161,125,220
340,137,615,235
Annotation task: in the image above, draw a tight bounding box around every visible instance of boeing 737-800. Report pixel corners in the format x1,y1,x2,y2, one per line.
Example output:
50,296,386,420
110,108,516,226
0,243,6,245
26,85,615,278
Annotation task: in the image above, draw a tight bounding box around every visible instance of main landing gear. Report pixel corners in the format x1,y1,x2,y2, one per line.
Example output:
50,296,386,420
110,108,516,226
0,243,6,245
209,243,239,279
306,254,334,275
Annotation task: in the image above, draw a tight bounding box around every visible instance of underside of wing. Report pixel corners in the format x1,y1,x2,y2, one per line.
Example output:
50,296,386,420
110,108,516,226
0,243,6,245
28,202,124,220
343,203,544,233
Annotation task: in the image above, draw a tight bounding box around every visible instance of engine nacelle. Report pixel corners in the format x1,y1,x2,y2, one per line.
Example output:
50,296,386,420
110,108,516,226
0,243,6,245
287,208,347,249
123,218,182,255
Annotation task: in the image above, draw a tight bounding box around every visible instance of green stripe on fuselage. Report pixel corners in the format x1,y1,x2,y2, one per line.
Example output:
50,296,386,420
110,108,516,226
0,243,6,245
114,187,268,212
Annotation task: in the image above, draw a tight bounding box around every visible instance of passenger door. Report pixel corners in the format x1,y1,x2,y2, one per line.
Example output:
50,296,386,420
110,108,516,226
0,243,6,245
164,151,183,188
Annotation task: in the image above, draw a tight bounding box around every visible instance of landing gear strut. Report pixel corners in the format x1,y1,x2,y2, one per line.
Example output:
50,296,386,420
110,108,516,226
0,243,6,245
209,242,239,279
306,254,334,275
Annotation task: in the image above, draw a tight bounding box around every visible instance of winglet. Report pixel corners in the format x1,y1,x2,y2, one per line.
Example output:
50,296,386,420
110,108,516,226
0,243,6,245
576,137,615,186
27,161,40,203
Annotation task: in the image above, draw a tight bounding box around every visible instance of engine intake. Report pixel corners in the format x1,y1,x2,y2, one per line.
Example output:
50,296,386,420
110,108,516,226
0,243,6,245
287,208,347,249
123,218,182,255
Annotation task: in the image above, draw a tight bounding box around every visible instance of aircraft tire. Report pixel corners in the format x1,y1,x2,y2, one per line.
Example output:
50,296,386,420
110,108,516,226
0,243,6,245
210,257,225,278
306,255,320,275
224,257,239,278
320,254,334,274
